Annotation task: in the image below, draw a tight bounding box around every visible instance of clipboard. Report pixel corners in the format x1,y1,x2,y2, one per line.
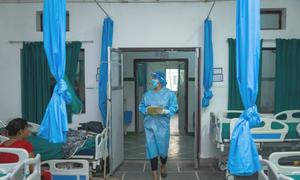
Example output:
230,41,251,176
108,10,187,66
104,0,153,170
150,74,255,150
147,106,163,115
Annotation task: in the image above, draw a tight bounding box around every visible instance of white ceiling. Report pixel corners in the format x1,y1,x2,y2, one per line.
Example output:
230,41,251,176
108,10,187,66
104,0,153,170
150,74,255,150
0,0,234,3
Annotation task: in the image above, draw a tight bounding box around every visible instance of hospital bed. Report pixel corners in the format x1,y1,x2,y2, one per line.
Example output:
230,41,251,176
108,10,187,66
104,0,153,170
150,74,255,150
70,128,108,171
0,148,41,180
259,152,300,180
210,111,289,152
41,159,89,180
0,120,108,172
274,110,300,141
0,148,90,180
209,110,300,171
0,162,26,180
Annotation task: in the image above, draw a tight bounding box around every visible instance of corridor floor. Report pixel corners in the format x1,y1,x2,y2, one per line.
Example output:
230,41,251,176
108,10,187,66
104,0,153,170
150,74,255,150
121,133,229,180
120,117,258,180
124,133,194,160
93,159,258,180
111,159,226,180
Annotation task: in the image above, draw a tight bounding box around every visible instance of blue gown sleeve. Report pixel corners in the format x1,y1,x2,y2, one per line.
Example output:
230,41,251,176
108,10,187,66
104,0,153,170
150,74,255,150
166,92,178,117
139,94,148,115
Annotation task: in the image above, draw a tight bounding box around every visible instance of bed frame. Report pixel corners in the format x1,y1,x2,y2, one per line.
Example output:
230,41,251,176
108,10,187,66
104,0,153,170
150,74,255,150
259,152,300,180
41,159,89,180
210,111,289,152
0,148,41,180
210,110,300,179
0,119,108,172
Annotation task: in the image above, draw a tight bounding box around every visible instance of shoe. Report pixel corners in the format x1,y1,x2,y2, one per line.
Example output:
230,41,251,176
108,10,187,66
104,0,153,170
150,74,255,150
161,165,167,178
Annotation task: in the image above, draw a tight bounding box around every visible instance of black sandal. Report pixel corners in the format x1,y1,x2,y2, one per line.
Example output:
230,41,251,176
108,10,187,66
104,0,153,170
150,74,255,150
161,166,167,178
161,172,167,178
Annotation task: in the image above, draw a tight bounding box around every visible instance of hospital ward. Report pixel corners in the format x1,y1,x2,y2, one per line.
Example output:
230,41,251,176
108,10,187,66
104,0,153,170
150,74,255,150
0,0,300,179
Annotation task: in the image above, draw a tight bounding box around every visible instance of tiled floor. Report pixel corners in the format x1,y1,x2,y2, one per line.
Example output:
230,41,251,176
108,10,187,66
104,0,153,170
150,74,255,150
111,160,227,180
170,114,179,135
93,160,258,180
120,122,258,180
93,138,258,180
124,133,194,160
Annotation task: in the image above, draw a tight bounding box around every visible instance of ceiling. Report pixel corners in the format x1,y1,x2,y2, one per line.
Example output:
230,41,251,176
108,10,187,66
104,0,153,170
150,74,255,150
0,0,234,3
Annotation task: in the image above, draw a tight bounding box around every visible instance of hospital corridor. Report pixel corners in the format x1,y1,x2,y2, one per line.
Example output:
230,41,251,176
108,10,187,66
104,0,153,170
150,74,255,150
1,0,300,180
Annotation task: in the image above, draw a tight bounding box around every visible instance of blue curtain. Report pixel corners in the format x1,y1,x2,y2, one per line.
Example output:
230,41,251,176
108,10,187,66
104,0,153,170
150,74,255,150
228,0,261,176
202,18,214,108
98,17,114,128
38,0,71,143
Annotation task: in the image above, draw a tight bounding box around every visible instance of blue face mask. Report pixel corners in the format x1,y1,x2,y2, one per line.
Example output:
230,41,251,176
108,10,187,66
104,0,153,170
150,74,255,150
151,79,159,88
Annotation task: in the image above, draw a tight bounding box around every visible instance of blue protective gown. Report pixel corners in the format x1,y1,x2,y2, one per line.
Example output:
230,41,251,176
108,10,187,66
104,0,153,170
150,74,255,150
139,87,178,159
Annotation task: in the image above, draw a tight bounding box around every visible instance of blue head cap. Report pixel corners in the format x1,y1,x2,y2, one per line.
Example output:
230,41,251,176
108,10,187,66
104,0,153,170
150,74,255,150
152,71,167,86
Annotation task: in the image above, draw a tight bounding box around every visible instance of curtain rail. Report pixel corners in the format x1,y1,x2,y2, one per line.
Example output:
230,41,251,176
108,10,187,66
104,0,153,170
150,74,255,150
94,0,111,18
8,40,94,44
206,0,216,19
0,0,215,4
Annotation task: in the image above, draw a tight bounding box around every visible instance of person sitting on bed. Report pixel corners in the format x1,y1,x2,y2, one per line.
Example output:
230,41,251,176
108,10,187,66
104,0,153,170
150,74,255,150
0,118,33,162
0,118,51,180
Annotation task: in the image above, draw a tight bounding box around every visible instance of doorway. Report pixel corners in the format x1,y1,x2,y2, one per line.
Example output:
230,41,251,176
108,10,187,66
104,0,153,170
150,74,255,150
134,59,188,136
121,48,201,165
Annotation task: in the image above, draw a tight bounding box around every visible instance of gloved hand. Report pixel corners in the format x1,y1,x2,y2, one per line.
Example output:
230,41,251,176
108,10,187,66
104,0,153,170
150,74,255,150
146,107,151,114
157,109,170,115
162,109,170,115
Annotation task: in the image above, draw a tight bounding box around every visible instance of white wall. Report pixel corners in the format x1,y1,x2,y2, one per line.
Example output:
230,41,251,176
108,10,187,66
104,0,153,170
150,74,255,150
0,0,299,158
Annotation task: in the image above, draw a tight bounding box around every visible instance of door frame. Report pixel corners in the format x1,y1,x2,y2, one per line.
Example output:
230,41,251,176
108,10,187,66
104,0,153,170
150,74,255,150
120,47,201,167
133,58,189,134
194,48,201,168
107,48,124,174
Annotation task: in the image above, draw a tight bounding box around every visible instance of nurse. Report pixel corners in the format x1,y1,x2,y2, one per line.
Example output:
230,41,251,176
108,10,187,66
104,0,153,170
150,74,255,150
139,71,178,180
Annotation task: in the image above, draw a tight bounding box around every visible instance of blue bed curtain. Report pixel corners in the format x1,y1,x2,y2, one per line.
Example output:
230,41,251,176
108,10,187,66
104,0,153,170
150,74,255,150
227,39,262,113
38,0,71,143
98,17,114,128
202,18,214,108
228,0,261,176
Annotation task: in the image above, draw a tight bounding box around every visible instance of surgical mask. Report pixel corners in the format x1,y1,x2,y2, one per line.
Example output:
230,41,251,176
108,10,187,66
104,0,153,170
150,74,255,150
151,79,159,88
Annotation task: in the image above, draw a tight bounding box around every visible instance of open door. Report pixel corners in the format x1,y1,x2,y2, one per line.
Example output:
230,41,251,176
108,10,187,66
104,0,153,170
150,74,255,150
136,62,147,133
177,63,186,135
194,48,201,168
107,48,124,174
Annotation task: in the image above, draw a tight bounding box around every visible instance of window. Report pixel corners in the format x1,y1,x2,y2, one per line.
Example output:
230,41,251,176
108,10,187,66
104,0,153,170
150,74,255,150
37,11,70,32
260,48,276,113
76,49,86,113
261,9,286,30
173,76,178,85
166,69,178,92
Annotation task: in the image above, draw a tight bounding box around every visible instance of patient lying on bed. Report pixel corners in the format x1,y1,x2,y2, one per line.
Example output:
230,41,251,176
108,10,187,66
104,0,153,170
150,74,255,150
0,118,51,180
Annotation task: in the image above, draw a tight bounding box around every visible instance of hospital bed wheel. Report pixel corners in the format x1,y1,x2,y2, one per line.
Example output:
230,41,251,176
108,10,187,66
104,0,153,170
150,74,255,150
226,174,235,180
226,170,235,180
218,161,227,171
